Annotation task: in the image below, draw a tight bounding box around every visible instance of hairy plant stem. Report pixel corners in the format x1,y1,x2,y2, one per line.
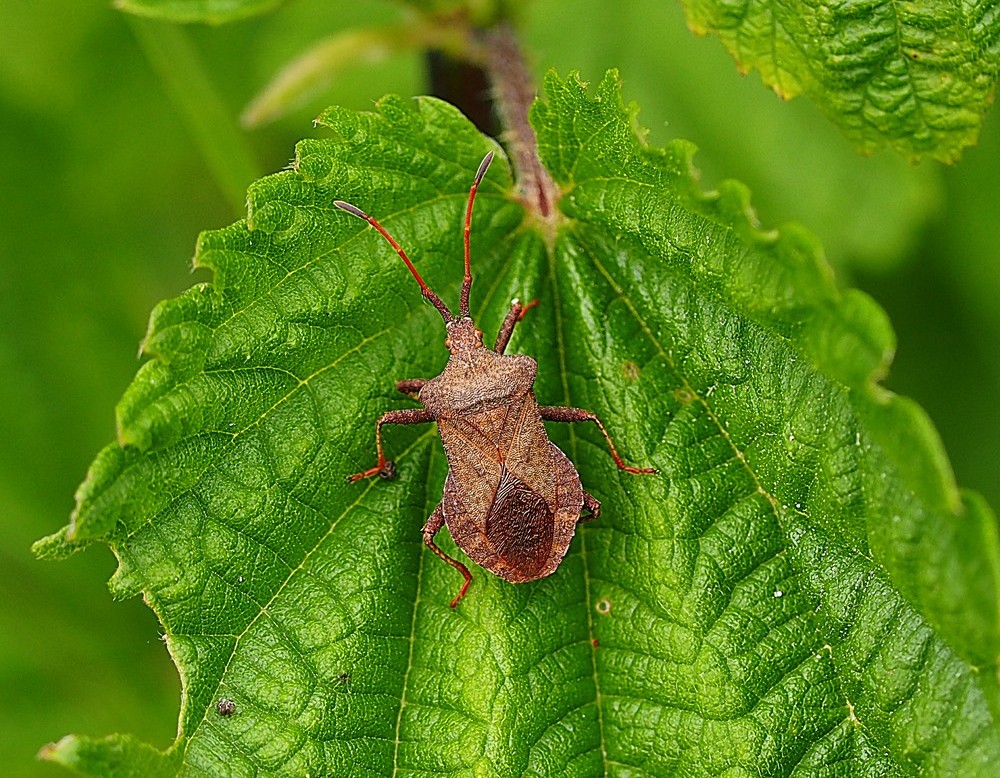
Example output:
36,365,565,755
482,23,561,225
425,22,560,228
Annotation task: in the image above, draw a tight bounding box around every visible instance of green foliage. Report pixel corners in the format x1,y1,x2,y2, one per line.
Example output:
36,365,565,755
116,0,504,24
527,0,942,276
137,0,1000,162
36,70,1000,776
117,0,288,24
679,0,1000,161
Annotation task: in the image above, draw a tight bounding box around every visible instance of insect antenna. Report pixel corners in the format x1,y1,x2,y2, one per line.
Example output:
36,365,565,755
333,199,453,323
460,151,495,319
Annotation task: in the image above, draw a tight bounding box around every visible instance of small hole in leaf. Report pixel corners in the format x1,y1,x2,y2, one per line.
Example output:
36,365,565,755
596,598,612,615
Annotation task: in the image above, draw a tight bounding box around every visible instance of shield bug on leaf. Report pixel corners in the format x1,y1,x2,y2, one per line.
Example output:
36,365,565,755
336,152,655,607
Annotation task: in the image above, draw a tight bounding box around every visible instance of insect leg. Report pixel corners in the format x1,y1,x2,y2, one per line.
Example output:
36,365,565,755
538,406,657,475
580,491,601,522
348,408,434,482
396,379,427,398
493,298,539,354
423,504,473,608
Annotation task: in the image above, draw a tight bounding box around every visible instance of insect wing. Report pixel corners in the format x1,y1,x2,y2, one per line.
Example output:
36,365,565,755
437,391,585,583
442,440,583,583
484,466,554,577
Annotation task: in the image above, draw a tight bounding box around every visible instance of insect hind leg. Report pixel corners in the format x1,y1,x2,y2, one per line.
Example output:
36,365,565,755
423,504,473,608
580,491,601,523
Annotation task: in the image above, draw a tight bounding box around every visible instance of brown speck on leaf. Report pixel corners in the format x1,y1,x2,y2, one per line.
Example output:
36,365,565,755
622,361,640,381
673,387,695,404
216,698,237,717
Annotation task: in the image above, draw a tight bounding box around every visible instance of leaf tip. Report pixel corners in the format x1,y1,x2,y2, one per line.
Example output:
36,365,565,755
31,527,86,561
38,732,177,777
38,735,78,767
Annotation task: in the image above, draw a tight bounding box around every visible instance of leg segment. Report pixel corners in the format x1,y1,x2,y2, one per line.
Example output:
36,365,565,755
423,504,473,608
396,378,427,398
348,408,434,482
580,491,601,522
539,406,657,475
494,298,539,354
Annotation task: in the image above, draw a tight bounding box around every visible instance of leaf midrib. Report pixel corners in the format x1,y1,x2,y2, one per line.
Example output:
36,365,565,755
545,228,611,775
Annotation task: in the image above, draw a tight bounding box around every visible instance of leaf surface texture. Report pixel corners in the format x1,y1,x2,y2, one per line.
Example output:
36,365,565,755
680,0,1000,160
38,71,1000,776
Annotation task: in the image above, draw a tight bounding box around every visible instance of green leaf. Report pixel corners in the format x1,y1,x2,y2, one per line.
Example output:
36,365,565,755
114,0,510,25
38,70,1000,775
116,0,288,24
39,734,181,778
678,0,1000,162
527,0,943,274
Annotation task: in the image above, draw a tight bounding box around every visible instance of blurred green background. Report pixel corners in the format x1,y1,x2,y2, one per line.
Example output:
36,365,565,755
2,1,997,775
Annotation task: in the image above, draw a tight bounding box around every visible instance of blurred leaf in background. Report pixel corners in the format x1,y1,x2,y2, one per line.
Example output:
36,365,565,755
3,0,999,775
0,1,417,775
0,5,209,775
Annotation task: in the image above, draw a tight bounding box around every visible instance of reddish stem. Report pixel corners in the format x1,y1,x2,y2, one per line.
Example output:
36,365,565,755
483,23,561,223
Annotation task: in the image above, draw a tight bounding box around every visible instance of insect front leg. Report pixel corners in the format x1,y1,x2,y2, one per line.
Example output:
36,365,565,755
396,379,426,399
348,408,434,482
493,298,539,354
539,406,657,475
423,503,473,608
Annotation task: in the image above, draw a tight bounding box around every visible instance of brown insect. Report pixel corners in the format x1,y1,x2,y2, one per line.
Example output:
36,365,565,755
335,152,655,607
216,698,237,717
